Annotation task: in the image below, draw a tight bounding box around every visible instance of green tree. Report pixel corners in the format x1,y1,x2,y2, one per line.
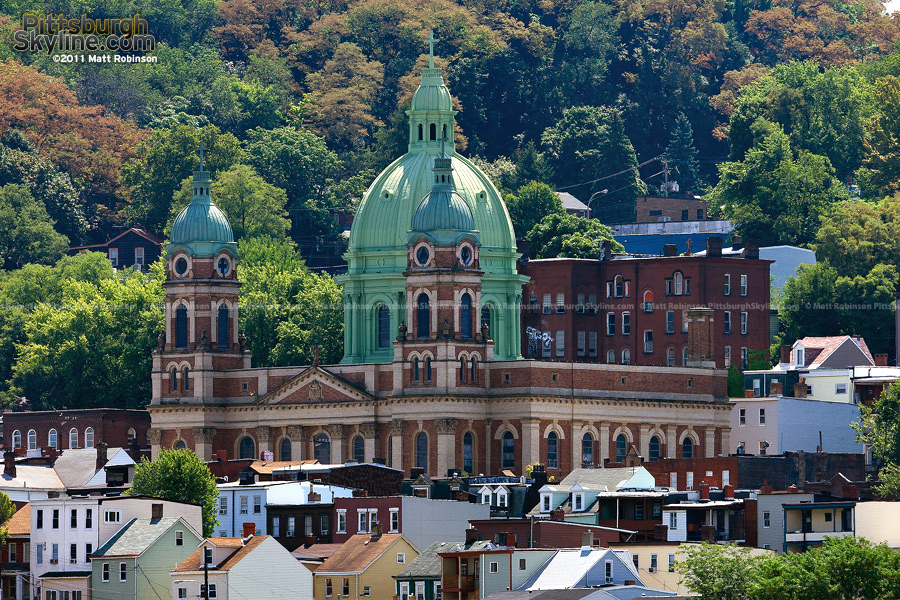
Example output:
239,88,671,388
10,259,164,410
863,76,900,196
243,127,340,209
270,273,344,366
129,448,219,537
0,491,16,547
857,381,900,497
506,182,564,237
541,106,645,223
512,142,553,190
122,124,243,233
814,198,900,279
556,2,619,108
526,213,623,259
168,165,290,241
666,113,702,192
709,121,849,246
0,184,69,269
677,543,761,600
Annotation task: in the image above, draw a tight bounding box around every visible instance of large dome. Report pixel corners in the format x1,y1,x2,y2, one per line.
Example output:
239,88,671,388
171,200,234,246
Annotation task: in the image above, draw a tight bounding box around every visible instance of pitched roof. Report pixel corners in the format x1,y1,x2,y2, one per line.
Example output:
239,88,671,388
396,541,496,579
557,192,589,212
4,503,30,535
794,336,875,369
292,543,344,561
0,464,64,489
248,460,316,475
522,548,618,590
69,227,163,251
53,447,132,489
558,467,653,491
174,535,268,572
93,517,187,557
316,533,405,574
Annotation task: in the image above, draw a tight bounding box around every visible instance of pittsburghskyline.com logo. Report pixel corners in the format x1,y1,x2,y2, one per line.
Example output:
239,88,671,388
12,13,158,62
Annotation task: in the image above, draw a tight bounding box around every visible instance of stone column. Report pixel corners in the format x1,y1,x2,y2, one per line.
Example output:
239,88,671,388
192,427,217,461
521,419,541,471
389,419,405,472
599,422,610,465
720,426,731,457
287,425,305,461
484,419,492,475
328,424,345,464
705,427,716,458
436,418,458,477
666,424,678,459
360,422,378,463
640,424,651,461
148,428,162,460
255,426,272,458
571,424,582,469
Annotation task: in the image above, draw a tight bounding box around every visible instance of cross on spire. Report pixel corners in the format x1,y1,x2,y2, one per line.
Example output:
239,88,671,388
313,344,320,365
196,143,208,171
426,29,438,69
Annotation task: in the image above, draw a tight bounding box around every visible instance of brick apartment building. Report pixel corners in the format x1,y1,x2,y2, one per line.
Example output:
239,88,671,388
4,408,151,453
520,238,771,369
634,195,711,223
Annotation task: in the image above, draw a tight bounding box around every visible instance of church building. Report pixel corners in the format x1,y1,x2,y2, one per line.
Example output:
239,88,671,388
148,40,733,481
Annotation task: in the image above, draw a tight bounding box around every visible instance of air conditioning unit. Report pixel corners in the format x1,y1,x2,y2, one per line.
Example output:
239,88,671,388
606,577,613,584
648,567,657,573
50,559,58,565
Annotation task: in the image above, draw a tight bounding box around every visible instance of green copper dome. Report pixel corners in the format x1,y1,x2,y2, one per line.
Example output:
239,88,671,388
169,170,235,255
411,68,452,112
411,157,476,240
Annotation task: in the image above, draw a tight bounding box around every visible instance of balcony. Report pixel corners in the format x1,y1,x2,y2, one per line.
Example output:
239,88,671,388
785,530,853,543
443,575,477,592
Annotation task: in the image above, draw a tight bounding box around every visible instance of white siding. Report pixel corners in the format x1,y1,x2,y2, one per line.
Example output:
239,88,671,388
229,537,313,600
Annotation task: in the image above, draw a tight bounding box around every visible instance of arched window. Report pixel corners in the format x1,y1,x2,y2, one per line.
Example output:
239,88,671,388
415,432,428,472
126,428,136,441
430,123,436,140
667,347,676,366
238,436,255,460
606,349,615,364
621,349,631,365
582,433,594,466
174,440,187,450
682,346,689,365
649,436,661,462
417,294,430,338
682,437,694,459
218,304,229,348
615,433,627,462
614,275,624,297
413,358,420,382
460,293,472,338
314,434,331,463
470,357,477,383
547,432,558,469
27,429,37,450
425,357,432,382
69,428,78,449
280,438,291,461
183,367,190,392
460,357,466,382
175,304,188,348
12,430,21,449
171,367,178,391
48,429,58,449
418,123,423,141
377,305,390,349
643,290,654,312
674,272,683,295
353,436,364,463
85,428,94,449
463,432,474,473
502,432,515,469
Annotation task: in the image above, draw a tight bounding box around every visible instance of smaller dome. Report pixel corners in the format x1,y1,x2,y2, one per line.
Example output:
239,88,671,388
170,171,234,246
411,69,452,112
412,188,475,234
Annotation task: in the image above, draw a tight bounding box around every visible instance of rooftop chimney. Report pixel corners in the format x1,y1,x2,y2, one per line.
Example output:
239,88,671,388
780,345,791,364
370,523,383,541
4,450,15,478
723,484,735,499
699,481,710,500
242,522,255,537
706,236,723,257
663,244,678,257
581,531,594,548
743,239,759,259
599,239,613,261
151,503,163,521
465,527,479,545
760,481,774,495
875,354,888,366
731,235,743,251
96,442,109,470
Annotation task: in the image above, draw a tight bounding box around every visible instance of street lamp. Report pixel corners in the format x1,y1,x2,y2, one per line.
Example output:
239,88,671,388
586,189,608,219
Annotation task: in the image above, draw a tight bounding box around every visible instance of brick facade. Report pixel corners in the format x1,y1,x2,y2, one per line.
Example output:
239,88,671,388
4,409,150,452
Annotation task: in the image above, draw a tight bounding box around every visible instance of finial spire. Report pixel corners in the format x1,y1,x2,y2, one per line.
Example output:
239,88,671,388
196,143,208,171
426,30,438,69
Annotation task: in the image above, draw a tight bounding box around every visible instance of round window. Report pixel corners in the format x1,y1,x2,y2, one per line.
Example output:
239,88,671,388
174,257,188,275
460,246,472,266
416,246,430,266
218,257,230,276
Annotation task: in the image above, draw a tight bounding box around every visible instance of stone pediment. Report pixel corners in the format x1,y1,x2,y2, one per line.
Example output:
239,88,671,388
255,366,373,405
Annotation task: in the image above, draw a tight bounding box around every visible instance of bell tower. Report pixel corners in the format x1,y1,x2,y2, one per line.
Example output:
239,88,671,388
151,146,249,404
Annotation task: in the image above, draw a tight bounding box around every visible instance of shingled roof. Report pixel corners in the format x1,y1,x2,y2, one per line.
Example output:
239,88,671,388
316,533,405,574
174,535,267,572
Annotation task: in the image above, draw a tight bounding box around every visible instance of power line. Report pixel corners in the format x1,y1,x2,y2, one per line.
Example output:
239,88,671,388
556,155,664,192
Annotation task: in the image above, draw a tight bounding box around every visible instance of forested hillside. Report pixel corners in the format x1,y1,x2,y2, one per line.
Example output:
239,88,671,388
2,0,900,407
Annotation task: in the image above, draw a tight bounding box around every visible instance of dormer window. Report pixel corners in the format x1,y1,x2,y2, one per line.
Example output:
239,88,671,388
482,490,491,505
573,492,584,512
795,347,805,367
497,489,508,507
541,493,552,513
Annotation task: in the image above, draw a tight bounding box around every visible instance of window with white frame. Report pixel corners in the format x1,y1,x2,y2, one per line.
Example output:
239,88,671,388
724,311,732,334
643,330,653,353
724,346,731,367
669,512,677,528
541,494,551,512
490,561,499,574
759,408,766,425
606,313,615,336
739,408,745,426
497,489,508,507
589,332,598,357
556,293,565,313
336,510,346,533
741,311,748,334
240,496,248,515
104,510,121,524
397,553,406,564
666,311,675,334
622,312,631,335
650,554,658,572
253,495,261,514
740,274,748,296
555,330,565,356
763,511,770,528
390,509,399,532
577,330,586,357
119,562,127,582
272,516,280,537
358,510,368,533
219,496,227,515
542,294,551,314
724,273,731,295
686,471,694,489
573,492,584,512
286,516,295,537
722,470,730,486
102,563,109,582
836,383,848,394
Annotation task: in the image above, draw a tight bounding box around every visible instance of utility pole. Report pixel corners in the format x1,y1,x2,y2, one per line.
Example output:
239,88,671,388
662,154,671,198
203,558,209,600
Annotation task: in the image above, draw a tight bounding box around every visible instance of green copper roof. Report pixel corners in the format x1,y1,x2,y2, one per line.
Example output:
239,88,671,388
411,157,476,240
411,68,452,112
170,170,234,247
